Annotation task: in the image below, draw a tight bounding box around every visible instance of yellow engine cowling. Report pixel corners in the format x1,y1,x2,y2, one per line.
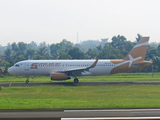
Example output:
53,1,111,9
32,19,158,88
50,72,71,80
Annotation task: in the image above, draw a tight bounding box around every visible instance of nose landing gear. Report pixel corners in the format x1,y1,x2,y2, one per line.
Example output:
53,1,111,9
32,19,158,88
26,76,29,84
74,78,79,83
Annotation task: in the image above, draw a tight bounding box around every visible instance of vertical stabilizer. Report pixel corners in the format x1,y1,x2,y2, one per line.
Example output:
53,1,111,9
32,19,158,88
110,37,151,75
123,37,149,61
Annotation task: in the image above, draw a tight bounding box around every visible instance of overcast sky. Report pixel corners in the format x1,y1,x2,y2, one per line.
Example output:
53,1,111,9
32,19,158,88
0,0,160,46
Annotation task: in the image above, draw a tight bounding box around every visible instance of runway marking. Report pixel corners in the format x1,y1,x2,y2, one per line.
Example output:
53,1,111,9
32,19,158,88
61,117,160,120
9,83,12,87
64,109,160,112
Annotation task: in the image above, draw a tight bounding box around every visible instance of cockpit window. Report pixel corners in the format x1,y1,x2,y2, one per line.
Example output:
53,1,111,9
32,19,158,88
15,64,20,67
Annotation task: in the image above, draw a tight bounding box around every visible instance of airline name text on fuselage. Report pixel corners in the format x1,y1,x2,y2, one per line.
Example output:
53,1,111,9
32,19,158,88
30,63,61,69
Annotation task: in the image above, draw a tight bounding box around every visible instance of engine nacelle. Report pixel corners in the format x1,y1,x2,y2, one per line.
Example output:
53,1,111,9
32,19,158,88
50,72,71,80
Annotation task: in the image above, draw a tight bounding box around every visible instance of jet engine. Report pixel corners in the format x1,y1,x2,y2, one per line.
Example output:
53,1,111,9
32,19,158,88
50,72,71,80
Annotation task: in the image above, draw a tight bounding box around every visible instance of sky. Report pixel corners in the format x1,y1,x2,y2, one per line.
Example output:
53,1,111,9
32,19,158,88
0,0,160,46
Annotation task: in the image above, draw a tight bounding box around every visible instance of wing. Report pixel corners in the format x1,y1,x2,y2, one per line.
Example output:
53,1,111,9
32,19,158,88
55,58,99,77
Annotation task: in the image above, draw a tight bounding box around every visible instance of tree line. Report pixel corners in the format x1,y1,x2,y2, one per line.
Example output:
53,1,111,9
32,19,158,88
1,34,160,74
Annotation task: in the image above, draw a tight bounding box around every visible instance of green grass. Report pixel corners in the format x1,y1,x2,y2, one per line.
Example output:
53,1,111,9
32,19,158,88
0,72,159,83
0,85,160,109
0,73,160,109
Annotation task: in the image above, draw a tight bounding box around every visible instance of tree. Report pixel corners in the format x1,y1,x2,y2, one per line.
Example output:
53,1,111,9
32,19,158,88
86,48,98,59
96,45,102,52
158,44,160,51
152,56,160,72
35,46,50,59
6,43,12,49
50,39,73,59
101,38,108,47
18,42,27,52
4,49,12,63
50,43,58,58
111,35,126,49
15,54,25,62
121,41,134,57
27,41,38,50
136,34,142,43
26,49,35,59
79,40,102,53
59,39,73,52
68,47,86,59
98,44,122,59
39,41,47,48
58,51,71,59
11,42,19,53
0,60,9,67
0,60,10,75
0,45,5,55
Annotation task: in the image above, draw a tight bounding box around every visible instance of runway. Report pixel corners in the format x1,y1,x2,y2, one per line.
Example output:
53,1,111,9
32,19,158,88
1,81,160,87
0,108,160,119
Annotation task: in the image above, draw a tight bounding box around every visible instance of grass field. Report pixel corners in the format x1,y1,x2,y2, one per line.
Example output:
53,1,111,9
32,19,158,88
0,85,160,109
0,72,159,83
0,73,160,109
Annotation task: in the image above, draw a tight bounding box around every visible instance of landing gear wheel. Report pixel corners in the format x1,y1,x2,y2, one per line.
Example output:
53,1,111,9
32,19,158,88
74,78,79,83
26,76,29,84
26,80,29,84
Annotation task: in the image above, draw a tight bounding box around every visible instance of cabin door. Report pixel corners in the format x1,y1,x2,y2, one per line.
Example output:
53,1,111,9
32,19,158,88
24,62,29,70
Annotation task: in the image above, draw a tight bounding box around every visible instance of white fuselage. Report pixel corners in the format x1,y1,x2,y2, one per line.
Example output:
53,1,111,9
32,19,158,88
8,59,116,76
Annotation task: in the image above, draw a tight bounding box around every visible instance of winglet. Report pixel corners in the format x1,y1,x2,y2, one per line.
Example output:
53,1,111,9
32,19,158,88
90,58,99,68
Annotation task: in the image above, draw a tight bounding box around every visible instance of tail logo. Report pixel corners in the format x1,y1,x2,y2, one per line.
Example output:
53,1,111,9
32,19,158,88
115,54,142,68
128,54,142,67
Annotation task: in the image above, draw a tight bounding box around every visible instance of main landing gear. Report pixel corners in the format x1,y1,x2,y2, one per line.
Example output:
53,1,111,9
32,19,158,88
74,78,79,83
26,76,29,84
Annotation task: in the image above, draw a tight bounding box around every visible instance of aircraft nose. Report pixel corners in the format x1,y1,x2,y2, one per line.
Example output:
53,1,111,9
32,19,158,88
8,67,13,74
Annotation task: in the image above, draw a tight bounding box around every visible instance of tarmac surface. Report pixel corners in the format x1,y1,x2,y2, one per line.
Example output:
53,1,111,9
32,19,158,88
0,108,160,119
1,81,160,87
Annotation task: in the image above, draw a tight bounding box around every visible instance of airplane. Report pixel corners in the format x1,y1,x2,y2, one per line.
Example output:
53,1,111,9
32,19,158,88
8,37,152,84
